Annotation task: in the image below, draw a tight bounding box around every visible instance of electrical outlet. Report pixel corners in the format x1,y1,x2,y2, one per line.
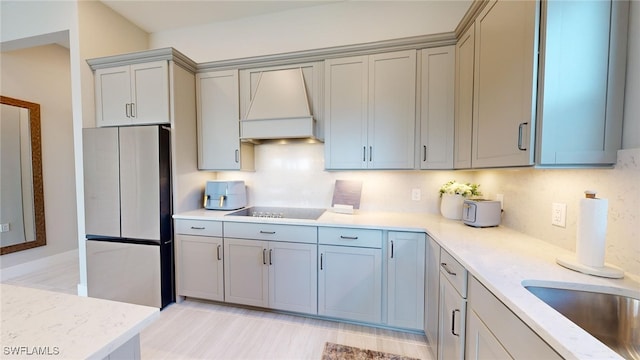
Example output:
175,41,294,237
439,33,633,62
411,188,421,201
0,223,9,233
551,203,566,228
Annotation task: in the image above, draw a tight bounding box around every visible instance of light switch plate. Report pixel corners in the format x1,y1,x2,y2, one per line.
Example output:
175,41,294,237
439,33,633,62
411,189,421,201
0,223,9,232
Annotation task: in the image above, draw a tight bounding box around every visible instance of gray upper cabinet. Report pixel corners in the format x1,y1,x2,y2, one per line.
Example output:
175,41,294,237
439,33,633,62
94,61,170,127
325,50,417,170
459,0,627,169
454,26,475,169
536,0,628,166
196,69,254,171
472,0,539,168
419,46,455,170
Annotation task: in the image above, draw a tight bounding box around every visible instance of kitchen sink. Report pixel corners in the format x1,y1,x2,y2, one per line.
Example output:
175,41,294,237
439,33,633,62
525,284,640,359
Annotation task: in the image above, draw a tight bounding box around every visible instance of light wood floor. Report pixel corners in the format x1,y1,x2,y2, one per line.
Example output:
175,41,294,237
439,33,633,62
2,258,433,359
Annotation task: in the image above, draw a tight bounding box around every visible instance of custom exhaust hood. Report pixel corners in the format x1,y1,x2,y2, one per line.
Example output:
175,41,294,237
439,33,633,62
241,67,320,142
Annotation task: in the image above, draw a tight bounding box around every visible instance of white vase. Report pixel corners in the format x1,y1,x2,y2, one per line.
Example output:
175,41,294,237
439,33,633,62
440,194,464,220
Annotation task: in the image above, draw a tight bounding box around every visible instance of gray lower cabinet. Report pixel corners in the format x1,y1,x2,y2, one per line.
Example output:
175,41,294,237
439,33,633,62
386,231,425,330
318,227,382,323
223,223,318,315
466,276,562,360
175,220,224,302
424,236,441,357
438,250,468,360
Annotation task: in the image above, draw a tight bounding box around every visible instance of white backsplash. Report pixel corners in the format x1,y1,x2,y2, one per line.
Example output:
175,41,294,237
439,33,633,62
216,144,640,276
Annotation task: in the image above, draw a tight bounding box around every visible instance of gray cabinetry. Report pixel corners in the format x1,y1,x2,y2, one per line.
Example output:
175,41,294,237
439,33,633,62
174,220,224,302
438,250,468,360
459,0,628,168
196,69,254,171
419,46,455,169
324,50,417,170
466,276,562,360
424,236,441,357
94,61,170,127
318,227,382,323
223,222,318,314
386,231,425,330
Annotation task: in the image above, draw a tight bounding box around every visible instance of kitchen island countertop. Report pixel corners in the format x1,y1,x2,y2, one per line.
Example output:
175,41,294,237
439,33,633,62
174,208,640,360
1,284,159,360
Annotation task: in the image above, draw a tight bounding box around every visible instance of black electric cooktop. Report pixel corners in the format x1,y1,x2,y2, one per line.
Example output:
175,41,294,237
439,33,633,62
225,206,326,220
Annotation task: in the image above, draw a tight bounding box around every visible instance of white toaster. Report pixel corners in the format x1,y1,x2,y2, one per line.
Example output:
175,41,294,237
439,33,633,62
462,199,502,227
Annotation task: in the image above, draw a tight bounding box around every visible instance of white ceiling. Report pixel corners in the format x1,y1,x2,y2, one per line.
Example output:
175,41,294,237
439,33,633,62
100,1,343,33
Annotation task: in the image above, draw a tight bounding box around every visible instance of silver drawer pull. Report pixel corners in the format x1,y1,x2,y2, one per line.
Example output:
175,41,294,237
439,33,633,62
441,262,457,276
217,245,222,261
340,235,358,240
260,231,276,234
190,226,205,230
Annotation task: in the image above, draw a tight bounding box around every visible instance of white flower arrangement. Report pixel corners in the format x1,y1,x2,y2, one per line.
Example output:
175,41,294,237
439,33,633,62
439,180,482,198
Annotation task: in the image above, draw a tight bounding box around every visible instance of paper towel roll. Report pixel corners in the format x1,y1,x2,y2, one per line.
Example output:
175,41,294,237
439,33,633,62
576,196,608,267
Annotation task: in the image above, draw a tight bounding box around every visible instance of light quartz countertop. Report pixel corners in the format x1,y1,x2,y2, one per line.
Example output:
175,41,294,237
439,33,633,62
175,208,640,360
1,284,159,360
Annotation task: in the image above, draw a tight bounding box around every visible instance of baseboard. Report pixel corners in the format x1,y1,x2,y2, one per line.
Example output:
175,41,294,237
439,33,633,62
1,249,78,282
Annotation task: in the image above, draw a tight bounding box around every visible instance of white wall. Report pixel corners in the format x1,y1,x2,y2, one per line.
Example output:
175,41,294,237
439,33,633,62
0,44,77,268
150,1,471,62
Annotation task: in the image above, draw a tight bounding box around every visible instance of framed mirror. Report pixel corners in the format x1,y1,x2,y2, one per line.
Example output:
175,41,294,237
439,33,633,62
1,95,46,255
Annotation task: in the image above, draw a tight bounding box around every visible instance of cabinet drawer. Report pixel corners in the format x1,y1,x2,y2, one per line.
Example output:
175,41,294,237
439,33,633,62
224,222,317,244
318,227,382,248
175,219,222,237
440,250,468,298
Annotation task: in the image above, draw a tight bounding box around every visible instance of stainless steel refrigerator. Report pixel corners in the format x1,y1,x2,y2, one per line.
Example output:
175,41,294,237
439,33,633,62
83,125,173,308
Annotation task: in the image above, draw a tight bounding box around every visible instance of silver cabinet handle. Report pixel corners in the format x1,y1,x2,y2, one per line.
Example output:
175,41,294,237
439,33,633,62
190,226,205,230
269,249,273,265
340,235,358,240
423,145,427,162
441,262,457,276
262,249,267,265
451,309,460,336
369,146,373,161
363,146,366,162
130,103,136,117
235,149,239,163
125,103,131,118
320,253,323,270
518,122,528,151
260,231,276,235
390,240,394,259
217,244,222,261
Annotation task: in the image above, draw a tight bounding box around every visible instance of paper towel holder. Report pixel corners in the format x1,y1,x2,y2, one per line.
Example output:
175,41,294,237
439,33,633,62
556,190,624,279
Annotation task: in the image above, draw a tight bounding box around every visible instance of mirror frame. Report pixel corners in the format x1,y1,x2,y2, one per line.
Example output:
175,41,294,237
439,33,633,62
0,95,46,255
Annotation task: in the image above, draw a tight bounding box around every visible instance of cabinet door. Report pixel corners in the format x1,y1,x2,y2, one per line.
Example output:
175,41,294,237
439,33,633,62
177,234,224,301
537,0,625,165
224,238,268,307
368,50,416,169
324,56,369,169
472,0,538,168
129,61,170,125
424,237,441,354
438,276,466,360
466,309,513,360
387,232,425,330
197,69,254,170
268,242,317,314
95,65,132,127
318,245,382,323
454,26,475,169
420,46,455,169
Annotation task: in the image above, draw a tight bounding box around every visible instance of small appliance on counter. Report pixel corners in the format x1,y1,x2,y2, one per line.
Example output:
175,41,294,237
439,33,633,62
205,180,247,210
462,199,502,227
